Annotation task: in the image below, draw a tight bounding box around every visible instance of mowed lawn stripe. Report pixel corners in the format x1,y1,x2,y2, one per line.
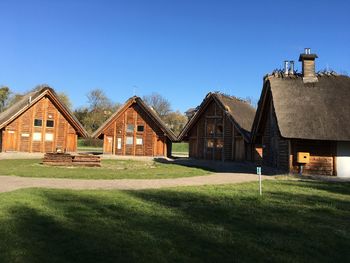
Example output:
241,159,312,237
0,159,209,179
0,180,349,263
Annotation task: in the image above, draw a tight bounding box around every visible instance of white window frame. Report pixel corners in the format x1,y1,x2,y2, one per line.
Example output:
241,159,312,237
33,132,42,141
45,133,54,142
126,136,133,145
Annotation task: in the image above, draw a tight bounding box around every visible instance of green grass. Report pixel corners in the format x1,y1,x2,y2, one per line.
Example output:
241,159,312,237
0,180,349,262
172,142,189,155
77,146,103,152
0,159,208,179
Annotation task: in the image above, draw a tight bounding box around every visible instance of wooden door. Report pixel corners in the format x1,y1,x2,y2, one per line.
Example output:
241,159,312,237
104,136,113,154
5,130,16,152
155,138,164,156
66,133,76,152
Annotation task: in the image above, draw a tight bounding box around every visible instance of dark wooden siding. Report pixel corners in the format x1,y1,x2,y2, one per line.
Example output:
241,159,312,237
186,98,250,161
262,98,290,171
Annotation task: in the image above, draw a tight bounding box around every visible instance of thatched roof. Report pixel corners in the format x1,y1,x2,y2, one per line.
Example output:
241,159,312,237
0,87,88,137
178,92,256,142
92,96,177,141
253,72,350,141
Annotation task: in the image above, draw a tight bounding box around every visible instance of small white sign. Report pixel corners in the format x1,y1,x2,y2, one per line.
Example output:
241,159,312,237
45,133,54,141
117,138,122,149
21,133,30,137
33,132,42,141
8,131,15,134
136,138,143,145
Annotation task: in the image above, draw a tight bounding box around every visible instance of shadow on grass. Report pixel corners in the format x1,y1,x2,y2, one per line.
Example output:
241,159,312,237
0,180,349,263
154,157,263,174
154,158,285,176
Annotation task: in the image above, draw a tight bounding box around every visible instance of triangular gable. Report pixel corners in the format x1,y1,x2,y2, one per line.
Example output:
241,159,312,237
92,96,177,141
179,92,255,142
0,87,88,137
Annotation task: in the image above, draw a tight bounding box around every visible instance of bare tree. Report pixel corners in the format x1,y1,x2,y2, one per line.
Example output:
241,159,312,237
143,92,171,119
87,88,113,111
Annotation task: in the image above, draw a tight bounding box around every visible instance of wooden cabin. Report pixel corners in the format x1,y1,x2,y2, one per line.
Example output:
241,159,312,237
178,92,256,161
92,96,176,157
0,87,88,153
252,49,350,177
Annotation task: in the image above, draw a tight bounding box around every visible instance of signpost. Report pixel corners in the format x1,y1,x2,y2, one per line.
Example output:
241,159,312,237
257,166,262,196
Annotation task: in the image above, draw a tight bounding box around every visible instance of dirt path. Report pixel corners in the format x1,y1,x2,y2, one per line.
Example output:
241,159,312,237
0,173,274,193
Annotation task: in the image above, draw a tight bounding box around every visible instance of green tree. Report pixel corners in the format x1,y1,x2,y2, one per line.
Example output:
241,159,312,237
57,92,73,110
75,88,119,133
0,86,11,112
163,110,188,136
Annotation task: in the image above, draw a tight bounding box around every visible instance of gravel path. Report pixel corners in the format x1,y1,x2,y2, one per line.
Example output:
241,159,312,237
0,173,274,193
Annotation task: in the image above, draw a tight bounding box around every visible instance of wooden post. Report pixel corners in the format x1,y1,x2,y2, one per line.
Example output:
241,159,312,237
29,106,35,153
113,121,117,155
54,111,59,153
123,110,127,155
41,98,47,153
222,115,225,162
16,114,21,152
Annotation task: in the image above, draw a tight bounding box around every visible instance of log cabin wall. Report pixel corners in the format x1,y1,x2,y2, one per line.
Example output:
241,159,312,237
1,96,77,153
101,103,169,157
262,99,290,171
187,99,248,161
289,139,336,176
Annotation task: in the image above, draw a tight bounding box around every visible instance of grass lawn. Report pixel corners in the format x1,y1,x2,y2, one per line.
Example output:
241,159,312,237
172,142,189,153
0,180,349,262
172,142,189,156
0,159,209,179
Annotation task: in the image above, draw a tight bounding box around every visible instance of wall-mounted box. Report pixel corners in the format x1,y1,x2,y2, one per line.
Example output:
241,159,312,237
297,152,310,164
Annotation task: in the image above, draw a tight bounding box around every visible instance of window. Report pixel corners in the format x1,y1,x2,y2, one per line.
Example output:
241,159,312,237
33,132,42,141
126,136,133,145
117,138,122,149
216,124,223,135
46,120,54,128
45,133,54,141
34,119,42,127
207,139,214,148
206,120,215,136
136,137,143,145
126,124,134,133
137,125,144,132
216,139,224,148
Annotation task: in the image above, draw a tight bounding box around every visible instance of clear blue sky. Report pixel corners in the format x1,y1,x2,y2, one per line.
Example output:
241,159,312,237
1,0,349,112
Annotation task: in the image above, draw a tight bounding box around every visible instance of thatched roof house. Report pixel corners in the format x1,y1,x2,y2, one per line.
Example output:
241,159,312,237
92,96,176,157
0,87,88,153
252,48,350,177
179,92,256,161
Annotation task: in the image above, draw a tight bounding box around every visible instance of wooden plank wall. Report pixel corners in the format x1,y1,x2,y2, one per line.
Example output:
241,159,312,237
101,104,168,156
290,139,335,176
262,98,290,171
187,99,248,161
2,96,77,153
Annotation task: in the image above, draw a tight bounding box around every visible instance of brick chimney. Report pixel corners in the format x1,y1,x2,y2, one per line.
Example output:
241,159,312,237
299,48,318,83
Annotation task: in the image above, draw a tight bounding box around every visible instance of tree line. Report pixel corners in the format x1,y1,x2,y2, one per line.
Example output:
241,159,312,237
0,85,188,136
